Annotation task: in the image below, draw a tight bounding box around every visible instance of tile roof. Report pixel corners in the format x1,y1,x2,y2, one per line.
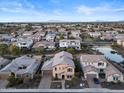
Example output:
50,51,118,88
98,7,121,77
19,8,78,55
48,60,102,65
106,64,123,77
41,51,75,70
0,55,40,75
80,55,107,63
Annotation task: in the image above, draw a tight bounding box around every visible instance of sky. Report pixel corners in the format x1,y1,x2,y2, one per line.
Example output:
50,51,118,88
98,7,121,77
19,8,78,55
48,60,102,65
0,0,124,22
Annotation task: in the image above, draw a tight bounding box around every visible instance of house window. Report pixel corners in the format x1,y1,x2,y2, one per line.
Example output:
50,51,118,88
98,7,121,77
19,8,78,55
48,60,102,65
55,74,58,79
26,74,29,77
113,77,119,81
77,47,79,49
70,75,72,78
67,75,69,78
98,63,104,66
55,67,57,71
67,75,72,79
67,68,73,72
100,69,104,73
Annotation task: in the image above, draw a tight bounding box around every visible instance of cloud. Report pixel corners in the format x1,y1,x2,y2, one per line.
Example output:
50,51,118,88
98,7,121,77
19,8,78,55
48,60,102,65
0,0,43,16
76,5,124,15
23,0,35,9
0,0,36,13
53,9,63,15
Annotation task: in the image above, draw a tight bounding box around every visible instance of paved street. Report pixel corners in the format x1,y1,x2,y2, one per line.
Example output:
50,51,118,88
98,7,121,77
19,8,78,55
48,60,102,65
87,75,101,88
38,75,52,89
0,80,8,89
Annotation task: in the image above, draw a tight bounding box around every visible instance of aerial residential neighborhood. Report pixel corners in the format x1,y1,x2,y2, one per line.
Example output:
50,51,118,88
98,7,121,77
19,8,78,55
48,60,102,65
0,22,124,90
1,0,124,92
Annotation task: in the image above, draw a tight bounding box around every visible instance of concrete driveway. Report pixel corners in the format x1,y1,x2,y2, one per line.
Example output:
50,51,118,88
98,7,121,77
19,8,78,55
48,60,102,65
0,80,8,89
38,74,52,89
87,74,101,88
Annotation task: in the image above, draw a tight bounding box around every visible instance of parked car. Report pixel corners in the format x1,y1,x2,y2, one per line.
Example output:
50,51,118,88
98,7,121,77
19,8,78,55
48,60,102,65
93,78,100,84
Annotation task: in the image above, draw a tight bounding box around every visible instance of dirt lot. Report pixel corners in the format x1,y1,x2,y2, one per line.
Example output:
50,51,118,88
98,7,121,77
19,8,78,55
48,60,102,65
50,81,62,89
65,79,89,89
7,75,41,89
101,82,124,89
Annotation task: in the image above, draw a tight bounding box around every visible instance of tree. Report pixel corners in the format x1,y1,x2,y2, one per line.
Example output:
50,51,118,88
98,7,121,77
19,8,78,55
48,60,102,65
35,46,44,54
60,33,64,39
9,45,20,56
25,24,33,31
66,48,75,54
71,76,78,86
0,44,8,55
74,60,82,72
111,41,117,48
7,75,23,87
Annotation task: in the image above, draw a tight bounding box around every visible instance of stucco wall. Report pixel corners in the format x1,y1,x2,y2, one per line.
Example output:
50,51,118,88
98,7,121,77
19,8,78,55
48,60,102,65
107,74,124,82
52,64,74,80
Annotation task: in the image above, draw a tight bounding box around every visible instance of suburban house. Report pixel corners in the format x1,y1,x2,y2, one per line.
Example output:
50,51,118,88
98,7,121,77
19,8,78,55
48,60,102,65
0,57,10,69
58,31,68,39
114,34,124,40
22,31,36,36
80,54,124,82
100,33,114,40
45,32,56,42
33,41,55,50
117,38,124,47
15,37,33,49
106,64,124,82
0,34,14,42
35,31,46,37
80,55,107,79
59,39,81,50
71,30,81,38
23,31,45,42
41,51,75,80
0,55,41,79
88,32,101,38
58,28,66,32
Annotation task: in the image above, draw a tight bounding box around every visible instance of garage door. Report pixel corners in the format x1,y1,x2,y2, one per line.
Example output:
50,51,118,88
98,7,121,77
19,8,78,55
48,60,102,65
84,71,99,79
87,74,97,79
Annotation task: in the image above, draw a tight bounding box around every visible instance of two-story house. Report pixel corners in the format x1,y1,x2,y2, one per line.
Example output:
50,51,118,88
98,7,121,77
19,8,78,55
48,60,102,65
71,30,81,38
80,55,107,78
41,51,75,80
59,39,81,50
88,32,101,38
15,37,33,49
106,64,124,82
45,32,56,42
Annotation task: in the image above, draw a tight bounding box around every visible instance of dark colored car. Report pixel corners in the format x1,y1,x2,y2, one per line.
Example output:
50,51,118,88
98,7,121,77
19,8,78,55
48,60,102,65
93,78,100,84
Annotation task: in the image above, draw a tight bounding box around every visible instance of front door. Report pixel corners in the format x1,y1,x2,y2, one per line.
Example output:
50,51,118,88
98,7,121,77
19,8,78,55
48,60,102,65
55,74,58,79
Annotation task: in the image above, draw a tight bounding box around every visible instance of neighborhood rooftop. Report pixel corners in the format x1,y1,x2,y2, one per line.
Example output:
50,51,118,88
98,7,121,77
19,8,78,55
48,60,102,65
42,51,75,71
0,55,40,75
80,55,107,63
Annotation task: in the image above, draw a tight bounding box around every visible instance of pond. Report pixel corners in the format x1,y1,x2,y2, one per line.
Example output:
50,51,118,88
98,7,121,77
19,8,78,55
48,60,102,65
93,47,124,63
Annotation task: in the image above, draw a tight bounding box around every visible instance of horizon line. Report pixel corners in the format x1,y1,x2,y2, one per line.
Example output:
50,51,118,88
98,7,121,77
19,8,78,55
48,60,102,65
0,21,124,24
